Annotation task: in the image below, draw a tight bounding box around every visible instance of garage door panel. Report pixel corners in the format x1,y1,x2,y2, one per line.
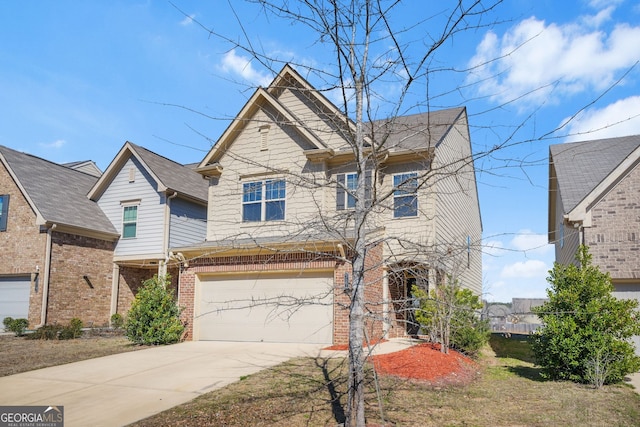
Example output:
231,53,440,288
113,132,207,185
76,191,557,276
0,276,30,331
613,283,640,356
198,273,333,343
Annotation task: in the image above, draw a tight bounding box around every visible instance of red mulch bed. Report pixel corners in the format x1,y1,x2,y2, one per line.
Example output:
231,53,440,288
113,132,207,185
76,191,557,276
371,343,478,385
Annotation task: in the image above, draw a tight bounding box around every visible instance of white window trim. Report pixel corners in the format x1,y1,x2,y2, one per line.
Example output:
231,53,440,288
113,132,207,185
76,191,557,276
392,172,419,218
242,179,286,222
121,200,141,239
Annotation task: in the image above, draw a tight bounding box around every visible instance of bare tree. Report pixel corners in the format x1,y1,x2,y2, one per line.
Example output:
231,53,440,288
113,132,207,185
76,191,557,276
174,1,508,426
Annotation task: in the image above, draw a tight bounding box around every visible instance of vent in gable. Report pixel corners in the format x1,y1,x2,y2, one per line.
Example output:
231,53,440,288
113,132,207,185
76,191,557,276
259,125,270,151
128,166,136,183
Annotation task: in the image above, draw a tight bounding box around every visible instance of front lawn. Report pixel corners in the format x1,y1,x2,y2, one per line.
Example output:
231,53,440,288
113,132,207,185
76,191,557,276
131,334,640,426
0,331,143,377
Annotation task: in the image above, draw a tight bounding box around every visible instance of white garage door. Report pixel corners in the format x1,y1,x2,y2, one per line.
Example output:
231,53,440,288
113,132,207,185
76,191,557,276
613,283,640,356
198,272,334,344
0,276,30,331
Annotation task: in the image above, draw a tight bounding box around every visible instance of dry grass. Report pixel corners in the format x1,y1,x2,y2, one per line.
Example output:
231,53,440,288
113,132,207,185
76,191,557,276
0,331,144,377
131,335,640,427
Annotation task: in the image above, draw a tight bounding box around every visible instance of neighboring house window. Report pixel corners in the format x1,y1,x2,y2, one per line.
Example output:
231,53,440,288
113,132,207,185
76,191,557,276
122,204,139,238
336,171,372,210
242,179,286,222
559,224,564,248
393,172,418,218
0,194,9,232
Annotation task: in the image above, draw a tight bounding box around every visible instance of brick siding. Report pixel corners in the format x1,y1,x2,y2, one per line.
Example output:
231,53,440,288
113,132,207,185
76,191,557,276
46,231,116,326
587,163,640,280
0,163,47,326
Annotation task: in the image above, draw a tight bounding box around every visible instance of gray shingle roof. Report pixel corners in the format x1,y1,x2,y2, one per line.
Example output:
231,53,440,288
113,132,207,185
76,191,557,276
369,107,465,151
550,135,640,212
128,143,208,203
0,145,118,236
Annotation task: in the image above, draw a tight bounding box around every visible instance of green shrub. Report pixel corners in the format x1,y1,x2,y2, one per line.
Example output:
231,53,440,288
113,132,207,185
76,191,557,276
110,313,124,329
531,246,640,385
413,278,489,357
452,320,491,357
2,317,29,336
28,324,64,340
125,275,184,345
59,318,84,340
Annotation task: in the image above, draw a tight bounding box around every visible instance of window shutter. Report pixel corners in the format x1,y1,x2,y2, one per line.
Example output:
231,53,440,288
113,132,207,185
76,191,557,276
364,170,372,208
0,195,8,231
336,174,345,210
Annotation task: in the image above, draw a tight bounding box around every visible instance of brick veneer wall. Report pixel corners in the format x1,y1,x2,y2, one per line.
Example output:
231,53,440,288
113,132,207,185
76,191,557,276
178,245,392,344
117,266,179,318
587,163,640,280
0,163,47,326
118,266,152,316
46,231,116,326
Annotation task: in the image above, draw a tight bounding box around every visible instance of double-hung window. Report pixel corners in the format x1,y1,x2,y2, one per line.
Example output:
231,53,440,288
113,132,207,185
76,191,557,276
122,204,138,238
242,179,286,222
336,171,372,210
0,194,9,232
393,172,418,218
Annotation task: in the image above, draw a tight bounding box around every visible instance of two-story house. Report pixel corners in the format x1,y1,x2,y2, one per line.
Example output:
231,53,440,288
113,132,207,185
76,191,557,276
174,65,482,345
548,135,640,354
0,145,119,329
87,141,208,316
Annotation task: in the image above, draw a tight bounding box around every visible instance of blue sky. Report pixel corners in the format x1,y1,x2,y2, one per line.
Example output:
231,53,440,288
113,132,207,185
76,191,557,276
1,1,639,302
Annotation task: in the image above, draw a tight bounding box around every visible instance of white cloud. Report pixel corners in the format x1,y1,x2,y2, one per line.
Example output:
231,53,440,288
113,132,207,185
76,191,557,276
467,10,640,107
219,50,273,88
562,95,640,142
179,14,195,26
500,259,549,279
510,229,553,256
39,139,66,149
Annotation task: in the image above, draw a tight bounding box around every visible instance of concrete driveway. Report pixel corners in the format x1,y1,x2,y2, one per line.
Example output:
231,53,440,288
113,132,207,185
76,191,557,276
0,341,324,427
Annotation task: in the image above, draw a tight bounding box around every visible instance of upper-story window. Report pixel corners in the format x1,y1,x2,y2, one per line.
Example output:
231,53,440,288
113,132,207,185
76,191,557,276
393,172,418,218
0,194,9,232
122,204,139,238
336,171,372,210
242,179,286,222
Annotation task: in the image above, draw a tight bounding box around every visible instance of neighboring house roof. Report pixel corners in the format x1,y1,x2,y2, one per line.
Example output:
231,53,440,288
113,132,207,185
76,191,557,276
62,160,103,177
548,135,640,238
88,141,208,204
511,298,547,314
0,145,118,238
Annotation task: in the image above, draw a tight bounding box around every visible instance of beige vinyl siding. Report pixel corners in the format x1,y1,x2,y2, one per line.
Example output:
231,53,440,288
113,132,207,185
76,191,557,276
380,162,436,260
205,107,327,242
431,117,482,295
97,157,165,257
276,87,349,150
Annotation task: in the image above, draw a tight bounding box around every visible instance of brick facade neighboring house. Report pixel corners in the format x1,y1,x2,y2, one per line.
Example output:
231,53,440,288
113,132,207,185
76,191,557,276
174,65,482,345
0,145,119,329
548,135,640,354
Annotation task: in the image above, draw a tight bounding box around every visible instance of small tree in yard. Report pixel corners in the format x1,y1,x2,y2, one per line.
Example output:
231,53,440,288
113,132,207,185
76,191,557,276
531,245,640,386
126,275,184,345
413,277,489,356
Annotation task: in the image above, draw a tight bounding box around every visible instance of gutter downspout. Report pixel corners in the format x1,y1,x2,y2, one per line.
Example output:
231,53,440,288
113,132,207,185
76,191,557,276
37,223,56,328
160,191,178,277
